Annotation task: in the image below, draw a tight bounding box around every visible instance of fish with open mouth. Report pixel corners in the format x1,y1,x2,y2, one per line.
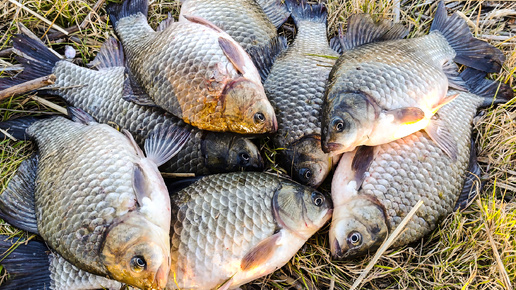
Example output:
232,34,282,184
329,69,513,259
321,1,505,158
0,109,190,289
107,0,278,134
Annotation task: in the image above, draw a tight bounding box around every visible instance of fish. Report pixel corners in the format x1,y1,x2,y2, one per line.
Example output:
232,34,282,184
179,0,289,52
167,172,332,289
329,69,513,259
0,109,190,289
321,1,505,158
0,34,264,175
0,172,333,290
106,0,278,134
251,0,340,187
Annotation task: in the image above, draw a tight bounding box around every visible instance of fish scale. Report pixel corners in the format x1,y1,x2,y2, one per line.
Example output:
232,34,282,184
29,118,138,275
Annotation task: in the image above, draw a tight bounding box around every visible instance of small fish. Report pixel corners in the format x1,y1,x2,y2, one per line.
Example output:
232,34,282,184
329,70,513,259
0,109,190,289
107,0,277,134
321,1,505,158
252,0,340,187
0,34,264,175
180,0,289,53
0,172,333,290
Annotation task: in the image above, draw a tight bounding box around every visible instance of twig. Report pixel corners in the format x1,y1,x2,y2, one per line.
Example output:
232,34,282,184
161,172,196,178
350,200,424,290
0,74,56,101
79,0,106,29
8,0,68,35
46,15,107,41
477,199,512,290
29,95,67,115
0,128,17,142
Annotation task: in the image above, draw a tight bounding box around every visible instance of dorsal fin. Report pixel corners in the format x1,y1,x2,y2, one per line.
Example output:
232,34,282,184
88,37,125,70
182,14,223,33
255,0,290,28
339,14,409,50
248,36,288,82
156,13,175,32
218,37,248,75
68,107,97,124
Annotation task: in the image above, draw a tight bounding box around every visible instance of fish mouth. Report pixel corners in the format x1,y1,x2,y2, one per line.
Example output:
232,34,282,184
331,238,348,260
323,142,344,153
153,262,169,289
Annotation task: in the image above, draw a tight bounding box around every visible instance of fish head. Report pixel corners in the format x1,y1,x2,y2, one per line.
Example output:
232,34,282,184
322,91,378,154
101,212,171,289
273,183,333,239
282,137,333,188
329,195,388,259
222,78,278,134
202,133,264,172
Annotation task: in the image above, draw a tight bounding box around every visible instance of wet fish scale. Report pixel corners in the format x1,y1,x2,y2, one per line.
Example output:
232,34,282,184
29,118,137,275
170,173,277,288
180,0,277,52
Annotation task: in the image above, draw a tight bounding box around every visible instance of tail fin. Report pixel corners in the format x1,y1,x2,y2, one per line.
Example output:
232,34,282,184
0,236,52,290
0,116,48,141
248,36,288,82
285,0,327,26
0,34,60,90
107,0,148,28
430,1,505,73
460,68,514,107
255,0,290,28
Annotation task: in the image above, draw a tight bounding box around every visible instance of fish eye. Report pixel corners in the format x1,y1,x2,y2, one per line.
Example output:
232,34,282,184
298,168,312,183
311,192,325,207
238,152,250,166
332,117,346,133
130,256,147,272
347,231,362,247
254,112,265,123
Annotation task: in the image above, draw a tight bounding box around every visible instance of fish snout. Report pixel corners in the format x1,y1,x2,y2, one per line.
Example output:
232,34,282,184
153,261,169,289
330,237,349,260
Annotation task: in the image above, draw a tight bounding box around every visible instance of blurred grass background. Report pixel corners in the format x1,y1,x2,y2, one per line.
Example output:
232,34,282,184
0,0,515,289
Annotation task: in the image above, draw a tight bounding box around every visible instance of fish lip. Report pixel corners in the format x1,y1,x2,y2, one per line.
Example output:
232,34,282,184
323,142,344,153
332,238,343,259
153,262,169,289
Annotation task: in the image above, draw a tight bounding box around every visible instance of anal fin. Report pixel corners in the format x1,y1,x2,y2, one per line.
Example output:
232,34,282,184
0,154,39,234
454,139,483,211
122,69,157,107
424,113,458,161
241,232,281,271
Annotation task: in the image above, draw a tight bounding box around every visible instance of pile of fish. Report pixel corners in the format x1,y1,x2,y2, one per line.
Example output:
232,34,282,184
0,0,512,289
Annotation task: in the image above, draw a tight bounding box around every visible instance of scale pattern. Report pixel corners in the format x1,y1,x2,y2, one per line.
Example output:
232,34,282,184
360,92,481,246
28,117,139,275
180,0,277,52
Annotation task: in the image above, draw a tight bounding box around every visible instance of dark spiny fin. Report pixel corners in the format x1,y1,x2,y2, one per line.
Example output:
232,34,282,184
68,107,97,124
165,177,204,195
340,14,409,50
285,0,327,26
0,236,52,290
87,37,125,70
329,36,342,54
255,0,290,28
156,12,175,32
430,1,505,73
122,68,158,107
425,113,458,161
218,37,247,75
106,0,148,28
455,139,483,211
241,232,280,271
351,146,375,186
0,155,39,234
182,15,223,33
442,60,467,90
0,116,47,141
460,68,515,107
144,124,191,166
248,36,288,82
0,34,60,90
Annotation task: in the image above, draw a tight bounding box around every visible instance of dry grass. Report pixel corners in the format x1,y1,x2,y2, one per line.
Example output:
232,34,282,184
0,0,515,289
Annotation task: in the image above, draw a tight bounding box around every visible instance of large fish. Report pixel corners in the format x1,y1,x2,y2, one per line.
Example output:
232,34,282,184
329,69,513,259
0,110,190,289
252,0,339,187
179,0,289,53
321,1,505,158
0,172,333,289
107,0,277,134
0,34,264,175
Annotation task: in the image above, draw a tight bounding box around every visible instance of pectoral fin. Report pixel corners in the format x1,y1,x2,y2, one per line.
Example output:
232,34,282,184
240,232,281,271
219,37,247,75
432,93,459,114
351,146,376,187
387,107,425,125
122,76,157,107
144,124,191,166
424,114,458,161
182,14,223,33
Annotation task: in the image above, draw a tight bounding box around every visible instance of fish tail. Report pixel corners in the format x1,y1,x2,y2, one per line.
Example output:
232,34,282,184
255,0,290,28
430,1,505,73
106,0,149,28
0,34,61,90
285,0,327,26
248,36,288,82
0,235,52,290
460,68,514,107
